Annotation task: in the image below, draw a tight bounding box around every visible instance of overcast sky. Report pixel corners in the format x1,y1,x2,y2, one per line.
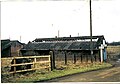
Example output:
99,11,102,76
1,0,120,43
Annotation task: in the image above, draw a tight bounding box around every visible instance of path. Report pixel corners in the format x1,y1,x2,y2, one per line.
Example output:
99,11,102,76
47,56,120,82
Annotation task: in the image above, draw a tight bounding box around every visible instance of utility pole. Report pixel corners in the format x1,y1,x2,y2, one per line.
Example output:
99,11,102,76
90,0,93,62
58,30,60,38
20,36,21,42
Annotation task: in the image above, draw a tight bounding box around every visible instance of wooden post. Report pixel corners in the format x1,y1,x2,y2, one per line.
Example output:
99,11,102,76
14,57,16,74
91,53,93,63
34,57,37,69
49,51,53,71
81,55,83,63
95,55,97,62
53,51,55,69
48,55,51,71
74,53,76,64
86,55,88,63
65,51,67,65
49,51,55,71
99,51,101,62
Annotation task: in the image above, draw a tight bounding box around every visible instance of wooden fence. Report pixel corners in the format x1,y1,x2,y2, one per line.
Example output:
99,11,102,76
3,55,51,74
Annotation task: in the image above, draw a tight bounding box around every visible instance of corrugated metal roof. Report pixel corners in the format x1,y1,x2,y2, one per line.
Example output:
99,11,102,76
21,41,98,50
21,35,106,51
33,35,104,42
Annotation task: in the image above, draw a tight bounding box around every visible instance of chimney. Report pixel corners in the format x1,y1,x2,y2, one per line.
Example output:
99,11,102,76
55,36,57,38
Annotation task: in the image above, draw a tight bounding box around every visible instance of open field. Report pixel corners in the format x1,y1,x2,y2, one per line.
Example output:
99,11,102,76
107,45,120,54
107,46,120,60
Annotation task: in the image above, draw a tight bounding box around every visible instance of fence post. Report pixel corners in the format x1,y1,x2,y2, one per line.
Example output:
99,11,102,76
50,51,53,71
86,55,88,63
13,57,16,74
95,55,97,62
49,51,55,71
81,55,83,63
74,53,76,64
91,51,94,63
53,51,55,69
34,57,37,69
65,51,67,65
48,55,51,71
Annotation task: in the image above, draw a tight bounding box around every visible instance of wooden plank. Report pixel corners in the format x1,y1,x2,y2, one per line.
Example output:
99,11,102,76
11,62,33,66
10,61,50,66
9,66,51,74
34,61,50,64
3,66,50,74
9,68,34,74
14,55,50,59
34,66,51,70
1,55,50,60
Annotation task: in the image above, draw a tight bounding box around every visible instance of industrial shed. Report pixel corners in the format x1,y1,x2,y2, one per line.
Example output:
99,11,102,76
20,35,107,65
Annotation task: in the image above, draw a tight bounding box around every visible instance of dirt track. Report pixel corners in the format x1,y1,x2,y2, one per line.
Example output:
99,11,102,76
47,55,120,82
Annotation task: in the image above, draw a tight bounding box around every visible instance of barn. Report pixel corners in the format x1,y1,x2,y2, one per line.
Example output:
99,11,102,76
20,35,107,65
1,39,25,57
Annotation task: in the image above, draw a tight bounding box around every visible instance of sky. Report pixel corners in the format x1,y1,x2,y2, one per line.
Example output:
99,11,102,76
1,0,120,43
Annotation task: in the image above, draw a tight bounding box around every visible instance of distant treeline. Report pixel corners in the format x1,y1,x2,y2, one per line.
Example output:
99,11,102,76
107,41,120,46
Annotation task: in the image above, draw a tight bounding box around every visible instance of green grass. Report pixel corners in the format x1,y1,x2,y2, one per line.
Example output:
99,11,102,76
1,63,112,83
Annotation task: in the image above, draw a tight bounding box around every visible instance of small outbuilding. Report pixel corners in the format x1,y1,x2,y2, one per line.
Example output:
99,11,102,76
1,39,25,57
